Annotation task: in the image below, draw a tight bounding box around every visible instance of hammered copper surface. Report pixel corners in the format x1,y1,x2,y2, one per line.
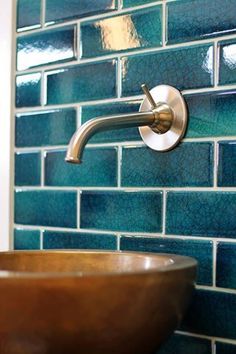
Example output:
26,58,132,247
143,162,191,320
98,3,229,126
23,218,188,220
0,251,197,354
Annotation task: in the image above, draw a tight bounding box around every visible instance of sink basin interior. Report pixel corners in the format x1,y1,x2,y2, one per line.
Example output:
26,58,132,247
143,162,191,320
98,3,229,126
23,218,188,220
0,251,194,275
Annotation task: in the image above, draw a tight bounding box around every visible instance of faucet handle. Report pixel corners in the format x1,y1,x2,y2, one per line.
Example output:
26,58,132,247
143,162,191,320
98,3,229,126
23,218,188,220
141,84,157,109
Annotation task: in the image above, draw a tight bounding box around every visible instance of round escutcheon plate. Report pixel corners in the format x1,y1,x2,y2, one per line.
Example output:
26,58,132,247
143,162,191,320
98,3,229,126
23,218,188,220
139,85,188,151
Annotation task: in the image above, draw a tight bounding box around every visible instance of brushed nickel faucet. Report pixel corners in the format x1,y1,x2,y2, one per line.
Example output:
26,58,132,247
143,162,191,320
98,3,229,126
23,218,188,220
66,84,188,164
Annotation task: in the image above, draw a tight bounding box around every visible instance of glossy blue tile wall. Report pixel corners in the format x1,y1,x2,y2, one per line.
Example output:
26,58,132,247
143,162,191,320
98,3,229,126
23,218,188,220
14,0,236,353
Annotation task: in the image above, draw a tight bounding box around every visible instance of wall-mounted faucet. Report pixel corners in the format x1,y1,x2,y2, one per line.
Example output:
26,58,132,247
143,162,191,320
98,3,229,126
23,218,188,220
65,84,188,164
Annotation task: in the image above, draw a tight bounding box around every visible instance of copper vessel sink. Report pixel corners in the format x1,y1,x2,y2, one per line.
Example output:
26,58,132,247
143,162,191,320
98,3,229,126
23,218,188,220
0,251,197,354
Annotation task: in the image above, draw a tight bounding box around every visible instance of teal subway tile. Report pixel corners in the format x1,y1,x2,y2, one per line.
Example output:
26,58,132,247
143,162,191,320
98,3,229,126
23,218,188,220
121,143,213,187
15,190,77,228
216,342,236,354
45,0,117,25
45,148,117,187
216,242,236,289
17,26,77,71
167,0,236,44
120,236,213,285
15,152,41,186
16,73,41,108
17,0,41,32
219,39,236,85
181,289,236,339
123,0,157,7
81,191,162,233
218,141,236,187
166,192,236,237
46,60,117,105
43,231,117,250
157,334,211,354
121,44,214,96
14,229,40,250
15,109,77,147
81,7,162,58
185,90,236,138
81,101,141,143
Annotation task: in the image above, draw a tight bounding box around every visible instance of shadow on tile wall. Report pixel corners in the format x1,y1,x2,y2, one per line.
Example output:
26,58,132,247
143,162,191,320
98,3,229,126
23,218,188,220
14,0,236,352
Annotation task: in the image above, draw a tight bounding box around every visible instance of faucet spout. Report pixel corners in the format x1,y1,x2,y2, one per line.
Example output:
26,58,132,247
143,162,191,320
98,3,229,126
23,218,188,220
65,111,155,164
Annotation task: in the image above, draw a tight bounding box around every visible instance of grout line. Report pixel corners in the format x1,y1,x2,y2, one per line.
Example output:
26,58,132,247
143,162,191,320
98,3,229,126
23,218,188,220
212,339,216,354
162,0,166,47
117,57,122,98
41,150,45,186
162,190,166,235
196,284,236,294
213,141,218,188
212,240,217,287
77,190,81,229
176,330,236,346
76,22,81,60
41,0,46,28
117,146,122,187
40,229,43,250
40,70,46,106
14,186,236,192
214,41,218,87
117,234,121,250
118,0,123,11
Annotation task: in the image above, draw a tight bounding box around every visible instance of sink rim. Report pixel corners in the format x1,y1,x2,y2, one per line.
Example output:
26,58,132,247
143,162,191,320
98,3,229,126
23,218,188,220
0,250,197,279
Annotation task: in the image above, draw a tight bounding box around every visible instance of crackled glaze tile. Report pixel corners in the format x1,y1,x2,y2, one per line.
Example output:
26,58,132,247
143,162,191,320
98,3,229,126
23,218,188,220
46,60,117,105
158,334,211,354
80,191,162,233
81,6,162,58
181,290,236,339
166,192,236,237
17,0,41,32
121,44,214,96
16,73,41,108
218,141,236,187
14,229,40,250
216,242,236,289
15,190,77,228
45,0,117,25
43,231,117,250
15,152,41,186
120,236,213,285
219,39,236,85
185,90,236,138
167,0,236,44
45,148,117,187
15,109,77,147
17,26,77,71
122,143,213,187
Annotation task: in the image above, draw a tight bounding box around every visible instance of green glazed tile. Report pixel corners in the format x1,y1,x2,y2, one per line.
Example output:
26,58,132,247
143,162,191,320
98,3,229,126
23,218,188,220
81,6,162,58
158,334,211,354
17,26,77,71
46,0,117,25
167,0,236,44
166,192,236,237
45,148,117,187
15,190,77,228
43,231,117,250
17,0,41,32
121,44,214,96
16,73,41,108
122,143,213,187
15,109,77,147
219,39,236,85
14,229,41,250
46,60,117,105
81,191,162,233
15,152,41,186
